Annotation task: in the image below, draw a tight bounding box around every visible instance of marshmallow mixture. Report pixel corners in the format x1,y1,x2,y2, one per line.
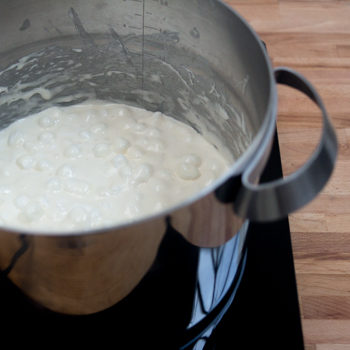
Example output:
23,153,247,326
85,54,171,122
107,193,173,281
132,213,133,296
0,102,230,232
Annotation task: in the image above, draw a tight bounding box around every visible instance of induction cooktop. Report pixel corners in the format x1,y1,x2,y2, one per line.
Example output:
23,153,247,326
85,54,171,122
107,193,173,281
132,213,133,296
211,131,305,350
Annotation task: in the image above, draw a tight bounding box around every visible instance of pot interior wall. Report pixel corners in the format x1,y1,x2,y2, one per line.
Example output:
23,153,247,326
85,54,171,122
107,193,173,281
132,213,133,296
0,0,271,163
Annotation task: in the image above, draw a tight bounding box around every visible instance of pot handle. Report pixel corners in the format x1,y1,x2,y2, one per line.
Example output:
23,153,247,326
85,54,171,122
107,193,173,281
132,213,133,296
233,67,338,222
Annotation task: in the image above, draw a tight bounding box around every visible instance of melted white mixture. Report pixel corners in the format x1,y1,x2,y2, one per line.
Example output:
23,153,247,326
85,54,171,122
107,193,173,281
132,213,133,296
0,102,230,232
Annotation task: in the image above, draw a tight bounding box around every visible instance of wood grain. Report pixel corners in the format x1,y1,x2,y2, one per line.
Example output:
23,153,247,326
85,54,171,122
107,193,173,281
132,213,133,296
224,1,350,349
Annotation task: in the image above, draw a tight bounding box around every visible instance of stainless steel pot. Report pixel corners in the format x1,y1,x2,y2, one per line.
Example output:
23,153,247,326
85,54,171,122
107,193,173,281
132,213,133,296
0,0,337,345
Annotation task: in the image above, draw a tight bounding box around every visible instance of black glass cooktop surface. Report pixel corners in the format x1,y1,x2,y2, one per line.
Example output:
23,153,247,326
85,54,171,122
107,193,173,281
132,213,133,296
211,131,305,350
0,131,304,349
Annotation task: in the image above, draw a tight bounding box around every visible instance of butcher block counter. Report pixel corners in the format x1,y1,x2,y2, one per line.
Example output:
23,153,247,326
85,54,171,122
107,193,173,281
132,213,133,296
224,0,350,349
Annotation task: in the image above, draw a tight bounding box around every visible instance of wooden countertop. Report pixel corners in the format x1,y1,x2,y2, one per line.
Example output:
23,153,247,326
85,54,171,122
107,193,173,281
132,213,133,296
224,1,350,349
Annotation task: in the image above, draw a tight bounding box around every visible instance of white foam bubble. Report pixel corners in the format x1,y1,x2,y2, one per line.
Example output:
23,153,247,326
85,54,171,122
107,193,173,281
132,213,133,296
16,155,35,170
92,143,112,158
8,131,25,147
38,116,55,129
176,163,201,181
